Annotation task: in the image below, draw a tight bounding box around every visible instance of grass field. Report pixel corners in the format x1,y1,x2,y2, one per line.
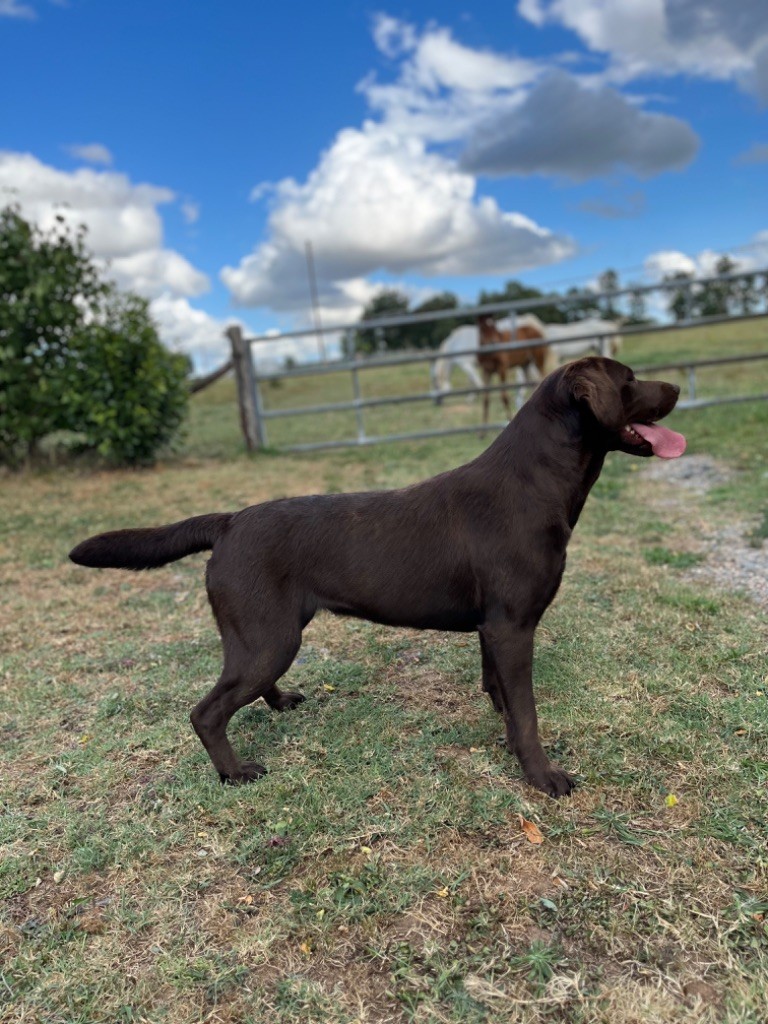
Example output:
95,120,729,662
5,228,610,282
1,321,767,1023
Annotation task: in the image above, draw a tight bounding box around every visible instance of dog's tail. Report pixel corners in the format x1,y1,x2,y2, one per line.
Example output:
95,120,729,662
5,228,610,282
69,513,233,571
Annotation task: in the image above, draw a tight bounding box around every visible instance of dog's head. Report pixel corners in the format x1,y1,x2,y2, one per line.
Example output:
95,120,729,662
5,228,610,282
560,357,685,459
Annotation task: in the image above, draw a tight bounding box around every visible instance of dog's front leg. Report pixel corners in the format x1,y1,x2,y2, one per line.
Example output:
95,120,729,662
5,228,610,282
478,622,575,798
479,634,504,713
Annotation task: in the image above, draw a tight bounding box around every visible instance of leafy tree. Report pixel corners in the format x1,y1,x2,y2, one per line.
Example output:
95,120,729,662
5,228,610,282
0,205,188,467
597,268,620,318
479,280,541,306
666,256,752,322
561,285,601,322
479,280,567,324
340,328,356,360
696,255,738,317
406,292,461,349
627,283,649,324
664,271,694,322
733,271,759,315
352,289,411,355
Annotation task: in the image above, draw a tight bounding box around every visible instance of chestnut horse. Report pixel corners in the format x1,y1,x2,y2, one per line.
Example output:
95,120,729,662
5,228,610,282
477,315,556,426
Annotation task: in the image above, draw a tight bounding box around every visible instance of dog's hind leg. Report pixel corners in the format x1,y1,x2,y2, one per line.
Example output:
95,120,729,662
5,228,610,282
190,622,302,784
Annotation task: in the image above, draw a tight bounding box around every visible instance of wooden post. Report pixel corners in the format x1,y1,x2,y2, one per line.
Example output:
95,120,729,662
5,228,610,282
188,359,233,395
227,325,263,451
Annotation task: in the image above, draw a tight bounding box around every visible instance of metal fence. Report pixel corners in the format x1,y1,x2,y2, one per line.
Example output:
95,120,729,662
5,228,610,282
225,270,768,453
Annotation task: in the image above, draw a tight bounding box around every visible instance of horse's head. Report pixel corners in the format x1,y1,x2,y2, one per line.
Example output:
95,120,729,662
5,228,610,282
477,315,504,345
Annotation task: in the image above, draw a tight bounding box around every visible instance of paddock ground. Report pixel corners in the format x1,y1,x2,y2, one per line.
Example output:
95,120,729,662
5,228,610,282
1,321,767,1023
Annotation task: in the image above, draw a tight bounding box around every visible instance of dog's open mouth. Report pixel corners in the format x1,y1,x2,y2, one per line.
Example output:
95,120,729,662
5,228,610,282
621,422,686,459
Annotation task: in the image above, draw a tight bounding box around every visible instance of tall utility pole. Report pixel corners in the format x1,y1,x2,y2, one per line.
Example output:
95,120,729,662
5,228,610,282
305,240,327,363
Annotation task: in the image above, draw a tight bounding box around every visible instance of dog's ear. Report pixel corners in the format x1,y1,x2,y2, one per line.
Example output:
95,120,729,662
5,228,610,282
565,363,624,431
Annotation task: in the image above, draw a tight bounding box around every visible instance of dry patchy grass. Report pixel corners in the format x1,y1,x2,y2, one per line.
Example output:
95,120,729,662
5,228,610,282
2,326,767,1023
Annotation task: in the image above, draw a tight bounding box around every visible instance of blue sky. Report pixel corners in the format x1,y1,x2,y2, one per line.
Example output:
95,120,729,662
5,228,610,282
2,0,767,367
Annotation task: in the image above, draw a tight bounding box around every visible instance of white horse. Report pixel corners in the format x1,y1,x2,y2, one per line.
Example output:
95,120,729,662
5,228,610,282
431,326,483,403
515,313,622,361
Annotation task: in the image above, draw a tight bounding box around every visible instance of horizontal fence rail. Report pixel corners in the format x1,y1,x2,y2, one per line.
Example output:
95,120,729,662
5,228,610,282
223,270,768,453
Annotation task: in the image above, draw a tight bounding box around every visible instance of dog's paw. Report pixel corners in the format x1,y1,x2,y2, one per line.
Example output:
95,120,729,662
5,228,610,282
219,761,268,785
526,764,576,798
271,691,306,712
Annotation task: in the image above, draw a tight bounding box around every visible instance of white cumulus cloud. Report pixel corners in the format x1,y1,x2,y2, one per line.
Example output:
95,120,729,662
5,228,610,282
66,143,114,166
181,200,200,224
517,0,768,98
372,12,417,58
644,235,768,282
221,123,575,316
0,0,35,18
0,150,171,257
148,295,342,373
148,294,231,370
362,17,541,143
108,249,209,300
644,249,698,280
0,150,209,299
223,15,715,318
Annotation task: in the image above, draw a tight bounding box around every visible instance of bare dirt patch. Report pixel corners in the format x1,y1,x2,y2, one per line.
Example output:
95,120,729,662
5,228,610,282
640,454,768,610
390,666,481,722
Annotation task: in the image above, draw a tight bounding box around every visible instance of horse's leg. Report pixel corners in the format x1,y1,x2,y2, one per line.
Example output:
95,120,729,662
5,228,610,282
514,366,526,410
464,359,482,402
499,365,512,419
538,347,557,377
481,367,492,429
433,355,448,405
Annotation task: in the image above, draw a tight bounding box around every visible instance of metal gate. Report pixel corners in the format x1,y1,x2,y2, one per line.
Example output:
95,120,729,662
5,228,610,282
224,270,768,453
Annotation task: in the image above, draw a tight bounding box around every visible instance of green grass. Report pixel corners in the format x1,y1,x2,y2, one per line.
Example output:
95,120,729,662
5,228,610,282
1,320,767,1023
642,547,705,569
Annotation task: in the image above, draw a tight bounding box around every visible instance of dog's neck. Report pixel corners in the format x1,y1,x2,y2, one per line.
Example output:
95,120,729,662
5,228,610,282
476,387,608,530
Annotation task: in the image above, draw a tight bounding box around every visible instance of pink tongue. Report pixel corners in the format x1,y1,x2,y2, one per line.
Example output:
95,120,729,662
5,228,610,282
632,422,687,459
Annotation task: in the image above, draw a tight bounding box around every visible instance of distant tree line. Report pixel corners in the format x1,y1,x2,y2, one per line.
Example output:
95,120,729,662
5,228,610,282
342,268,649,356
343,258,768,356
664,255,766,322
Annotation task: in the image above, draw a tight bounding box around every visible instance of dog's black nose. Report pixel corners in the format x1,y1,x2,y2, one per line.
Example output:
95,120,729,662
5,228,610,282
670,384,680,396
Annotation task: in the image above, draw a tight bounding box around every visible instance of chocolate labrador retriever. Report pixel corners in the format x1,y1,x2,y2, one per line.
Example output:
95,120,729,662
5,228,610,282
70,357,685,796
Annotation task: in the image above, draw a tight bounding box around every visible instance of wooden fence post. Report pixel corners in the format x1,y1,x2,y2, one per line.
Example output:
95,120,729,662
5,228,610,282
226,325,263,451
188,359,233,395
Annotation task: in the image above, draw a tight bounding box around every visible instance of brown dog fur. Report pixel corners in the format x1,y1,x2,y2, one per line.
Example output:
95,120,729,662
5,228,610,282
70,357,680,797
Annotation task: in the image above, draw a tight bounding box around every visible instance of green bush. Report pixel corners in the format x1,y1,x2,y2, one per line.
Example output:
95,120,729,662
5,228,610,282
0,205,188,467
65,292,189,465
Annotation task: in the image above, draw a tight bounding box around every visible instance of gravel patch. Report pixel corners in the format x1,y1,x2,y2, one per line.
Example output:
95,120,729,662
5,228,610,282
684,523,768,610
641,453,734,494
640,454,768,611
